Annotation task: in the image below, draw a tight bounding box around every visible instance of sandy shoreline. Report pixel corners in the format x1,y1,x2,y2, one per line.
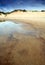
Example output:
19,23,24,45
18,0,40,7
0,12,45,25
0,12,45,65
0,12,45,37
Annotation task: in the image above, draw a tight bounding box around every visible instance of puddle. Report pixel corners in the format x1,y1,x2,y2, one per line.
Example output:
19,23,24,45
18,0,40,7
0,20,40,37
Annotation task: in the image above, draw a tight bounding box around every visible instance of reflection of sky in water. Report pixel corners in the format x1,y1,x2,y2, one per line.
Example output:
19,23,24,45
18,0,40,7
0,21,39,37
0,21,24,35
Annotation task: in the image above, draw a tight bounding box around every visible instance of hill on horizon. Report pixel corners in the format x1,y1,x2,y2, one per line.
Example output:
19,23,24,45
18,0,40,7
0,9,45,16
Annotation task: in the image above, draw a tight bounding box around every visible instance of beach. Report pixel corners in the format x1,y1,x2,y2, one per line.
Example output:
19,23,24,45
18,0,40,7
0,12,45,65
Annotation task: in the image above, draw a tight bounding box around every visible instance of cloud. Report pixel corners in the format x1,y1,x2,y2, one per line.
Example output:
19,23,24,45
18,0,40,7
0,0,45,12
17,1,24,5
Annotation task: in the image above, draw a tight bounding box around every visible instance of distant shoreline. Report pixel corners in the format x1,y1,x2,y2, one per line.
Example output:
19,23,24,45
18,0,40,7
0,12,45,25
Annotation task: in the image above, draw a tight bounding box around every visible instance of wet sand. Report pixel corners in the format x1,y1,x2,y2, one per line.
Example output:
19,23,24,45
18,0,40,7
0,12,45,65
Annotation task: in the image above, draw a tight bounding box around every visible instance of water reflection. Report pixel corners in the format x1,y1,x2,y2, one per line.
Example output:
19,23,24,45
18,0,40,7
0,20,39,37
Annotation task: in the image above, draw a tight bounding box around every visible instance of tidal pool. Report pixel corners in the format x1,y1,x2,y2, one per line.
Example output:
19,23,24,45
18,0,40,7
0,20,40,37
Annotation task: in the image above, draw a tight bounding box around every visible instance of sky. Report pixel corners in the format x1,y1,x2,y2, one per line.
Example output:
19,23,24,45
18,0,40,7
0,0,45,12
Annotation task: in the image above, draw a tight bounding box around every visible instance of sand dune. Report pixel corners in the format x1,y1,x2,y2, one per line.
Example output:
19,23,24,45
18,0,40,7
0,12,45,65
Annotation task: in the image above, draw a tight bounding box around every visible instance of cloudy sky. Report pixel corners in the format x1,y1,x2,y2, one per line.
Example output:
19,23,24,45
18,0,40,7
0,0,45,12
